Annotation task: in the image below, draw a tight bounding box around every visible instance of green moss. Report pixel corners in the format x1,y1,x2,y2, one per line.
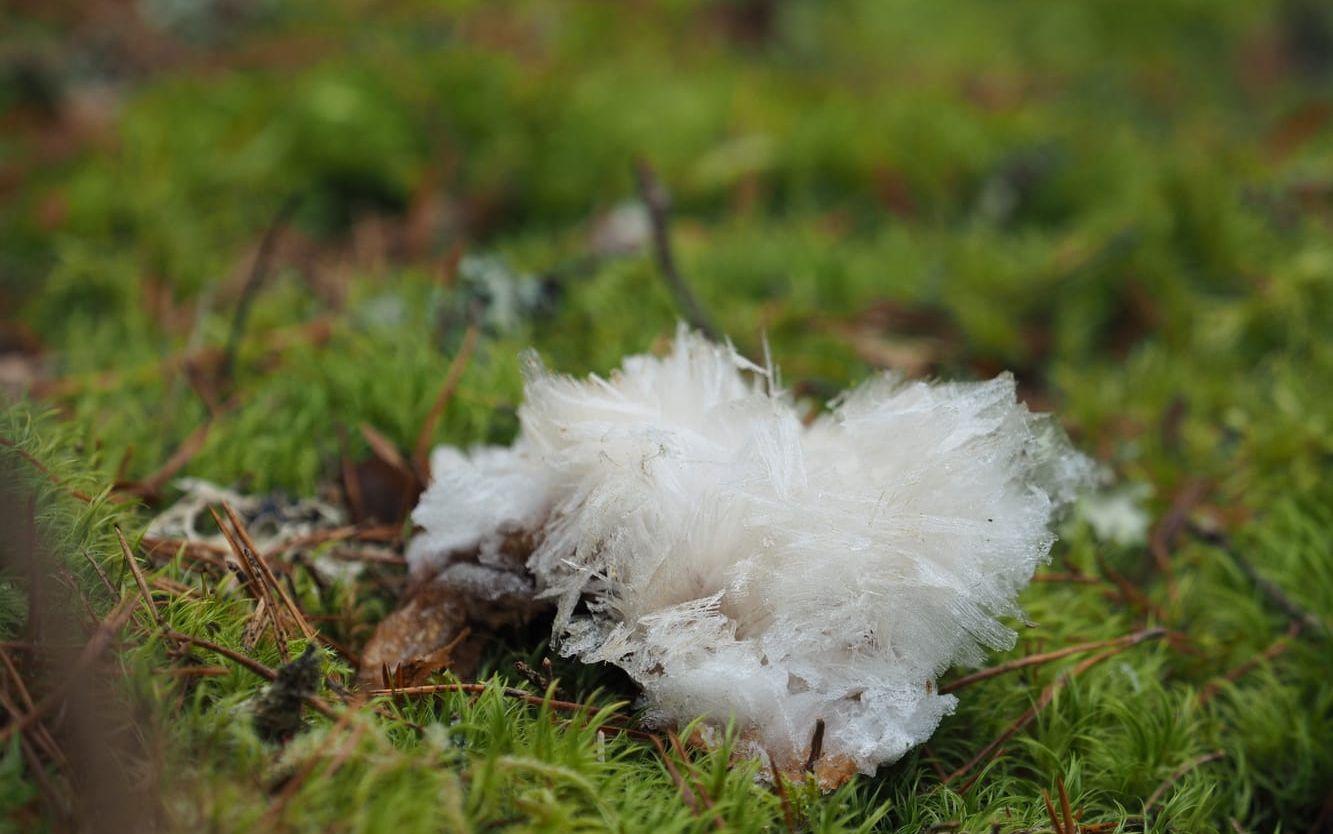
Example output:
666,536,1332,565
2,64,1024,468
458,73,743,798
2,0,1331,830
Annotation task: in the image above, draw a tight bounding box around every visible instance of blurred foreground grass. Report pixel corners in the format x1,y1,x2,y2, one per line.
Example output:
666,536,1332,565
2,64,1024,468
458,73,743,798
1,1,1331,831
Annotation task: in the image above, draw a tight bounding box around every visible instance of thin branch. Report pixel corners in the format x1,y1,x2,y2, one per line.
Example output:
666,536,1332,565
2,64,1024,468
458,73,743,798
1032,571,1103,585
0,647,68,768
162,630,338,720
1148,479,1207,602
220,196,299,381
210,506,289,650
368,681,604,714
669,728,721,827
1192,524,1326,639
413,324,479,482
1143,750,1225,814
368,680,652,739
80,549,116,597
162,630,275,680
116,421,211,499
262,525,400,560
1056,776,1076,834
0,595,138,745
651,733,702,816
804,718,826,772
222,503,318,642
632,159,721,342
941,628,1166,694
1042,789,1066,834
0,438,94,503
770,767,797,833
1199,624,1299,704
1095,552,1166,621
114,527,161,627
940,630,1165,788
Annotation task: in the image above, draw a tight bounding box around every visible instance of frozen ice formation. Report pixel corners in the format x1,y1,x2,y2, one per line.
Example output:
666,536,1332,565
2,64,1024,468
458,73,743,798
409,327,1094,785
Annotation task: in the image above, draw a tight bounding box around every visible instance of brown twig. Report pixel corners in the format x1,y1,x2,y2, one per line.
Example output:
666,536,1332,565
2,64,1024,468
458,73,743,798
1095,552,1166,621
114,527,161,627
370,681,652,740
1148,479,1208,602
0,595,138,745
220,195,298,381
1143,750,1225,814
0,647,68,768
632,159,721,342
941,628,1166,694
770,768,797,833
79,549,116,597
1032,571,1102,585
115,421,211,499
413,324,479,482
222,503,318,643
368,682,603,714
1199,623,1299,704
1192,524,1326,639
1056,776,1076,834
669,728,720,826
262,525,400,560
941,630,1166,788
164,666,230,678
651,733,702,816
163,630,276,681
210,506,289,651
0,438,94,503
804,718,826,772
1042,789,1066,834
162,630,339,721
139,536,231,572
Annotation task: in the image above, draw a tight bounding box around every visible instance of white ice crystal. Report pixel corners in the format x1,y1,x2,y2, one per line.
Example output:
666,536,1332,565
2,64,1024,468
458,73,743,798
409,327,1094,783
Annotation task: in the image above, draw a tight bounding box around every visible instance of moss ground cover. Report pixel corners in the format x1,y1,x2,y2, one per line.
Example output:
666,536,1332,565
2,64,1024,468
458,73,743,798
1,1,1330,831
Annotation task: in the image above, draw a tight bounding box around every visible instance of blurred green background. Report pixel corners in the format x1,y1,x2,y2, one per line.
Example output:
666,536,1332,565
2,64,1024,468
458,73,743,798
1,1,1330,832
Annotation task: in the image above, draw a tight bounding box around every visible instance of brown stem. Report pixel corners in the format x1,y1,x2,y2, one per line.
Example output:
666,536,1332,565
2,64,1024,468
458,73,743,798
632,159,721,342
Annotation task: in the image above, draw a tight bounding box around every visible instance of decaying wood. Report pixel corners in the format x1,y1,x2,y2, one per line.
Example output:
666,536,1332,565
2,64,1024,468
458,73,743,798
358,532,546,689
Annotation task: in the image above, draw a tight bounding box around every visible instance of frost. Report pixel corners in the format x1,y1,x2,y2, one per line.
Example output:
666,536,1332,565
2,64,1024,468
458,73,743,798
1077,482,1153,547
409,327,1095,783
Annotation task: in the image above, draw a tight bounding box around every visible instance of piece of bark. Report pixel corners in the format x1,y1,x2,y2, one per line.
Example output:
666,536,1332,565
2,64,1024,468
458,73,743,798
357,542,548,688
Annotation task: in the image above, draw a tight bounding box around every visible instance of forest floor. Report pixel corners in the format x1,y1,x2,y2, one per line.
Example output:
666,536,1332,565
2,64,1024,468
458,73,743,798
1,1,1331,832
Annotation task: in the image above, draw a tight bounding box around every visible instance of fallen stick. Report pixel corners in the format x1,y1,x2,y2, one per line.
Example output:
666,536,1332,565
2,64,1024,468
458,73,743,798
413,324,479,482
1143,750,1225,814
940,629,1166,788
1192,524,1326,639
632,159,721,342
115,527,162,627
0,595,138,745
941,627,1166,694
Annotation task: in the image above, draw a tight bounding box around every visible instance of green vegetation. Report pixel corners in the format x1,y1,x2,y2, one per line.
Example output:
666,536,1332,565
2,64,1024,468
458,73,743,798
1,1,1330,831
